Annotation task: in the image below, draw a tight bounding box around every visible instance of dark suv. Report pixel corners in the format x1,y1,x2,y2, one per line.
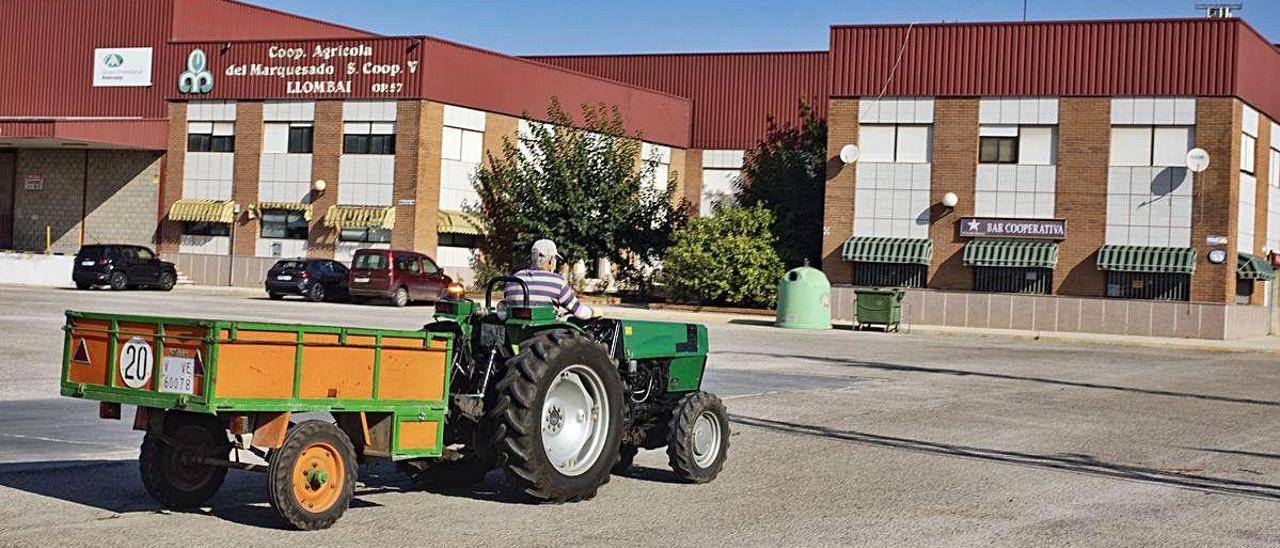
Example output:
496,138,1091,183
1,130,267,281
348,249,451,307
265,258,349,302
73,245,177,291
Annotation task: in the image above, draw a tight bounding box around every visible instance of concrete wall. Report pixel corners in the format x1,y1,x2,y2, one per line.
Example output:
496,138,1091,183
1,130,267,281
0,252,74,287
11,149,160,253
832,285,1270,340
162,252,276,288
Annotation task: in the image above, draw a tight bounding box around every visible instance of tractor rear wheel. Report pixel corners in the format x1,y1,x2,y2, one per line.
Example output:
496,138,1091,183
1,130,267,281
267,420,357,530
666,391,729,483
493,329,623,502
139,411,230,509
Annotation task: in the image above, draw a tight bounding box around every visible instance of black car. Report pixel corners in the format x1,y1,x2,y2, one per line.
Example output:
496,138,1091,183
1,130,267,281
73,245,177,291
265,258,350,302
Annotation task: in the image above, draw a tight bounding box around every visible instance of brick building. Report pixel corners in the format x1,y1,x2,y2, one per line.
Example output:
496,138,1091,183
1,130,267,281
3,3,1279,337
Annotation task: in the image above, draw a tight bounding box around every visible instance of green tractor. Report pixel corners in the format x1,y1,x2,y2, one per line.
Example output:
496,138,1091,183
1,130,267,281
400,276,729,500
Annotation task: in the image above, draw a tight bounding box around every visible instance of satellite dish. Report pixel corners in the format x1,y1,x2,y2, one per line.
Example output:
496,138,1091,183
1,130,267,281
839,144,861,165
1186,148,1210,173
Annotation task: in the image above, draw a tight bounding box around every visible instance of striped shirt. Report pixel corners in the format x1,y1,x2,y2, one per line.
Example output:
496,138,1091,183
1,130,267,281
504,268,593,320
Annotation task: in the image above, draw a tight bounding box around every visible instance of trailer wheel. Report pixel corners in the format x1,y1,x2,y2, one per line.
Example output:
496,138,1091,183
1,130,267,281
494,329,623,502
139,412,230,509
666,391,729,483
267,420,357,530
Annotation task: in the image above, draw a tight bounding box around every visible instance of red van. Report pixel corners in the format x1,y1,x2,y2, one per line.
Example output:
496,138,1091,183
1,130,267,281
348,249,452,307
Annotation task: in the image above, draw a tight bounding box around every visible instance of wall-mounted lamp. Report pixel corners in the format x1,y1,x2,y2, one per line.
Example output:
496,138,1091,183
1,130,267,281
312,179,327,193
221,41,232,53
838,144,861,165
942,192,959,209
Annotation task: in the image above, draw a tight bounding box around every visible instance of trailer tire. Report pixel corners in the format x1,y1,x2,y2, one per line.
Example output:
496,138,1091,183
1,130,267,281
494,329,623,502
139,412,230,510
666,391,729,483
267,420,357,530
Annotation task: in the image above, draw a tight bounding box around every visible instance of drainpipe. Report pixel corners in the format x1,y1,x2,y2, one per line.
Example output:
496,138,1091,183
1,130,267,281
79,150,89,248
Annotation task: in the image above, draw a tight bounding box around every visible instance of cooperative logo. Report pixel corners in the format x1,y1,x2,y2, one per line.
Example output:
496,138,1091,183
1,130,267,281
103,53,124,68
177,48,213,94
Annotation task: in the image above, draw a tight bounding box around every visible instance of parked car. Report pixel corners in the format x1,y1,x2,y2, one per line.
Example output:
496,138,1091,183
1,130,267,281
73,244,177,291
348,249,451,307
265,258,350,302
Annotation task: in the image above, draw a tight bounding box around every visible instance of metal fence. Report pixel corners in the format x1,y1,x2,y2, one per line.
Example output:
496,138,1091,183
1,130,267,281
973,266,1053,294
1104,271,1190,301
852,262,926,288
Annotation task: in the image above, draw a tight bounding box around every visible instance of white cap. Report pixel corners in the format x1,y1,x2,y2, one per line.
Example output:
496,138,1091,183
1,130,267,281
531,238,562,265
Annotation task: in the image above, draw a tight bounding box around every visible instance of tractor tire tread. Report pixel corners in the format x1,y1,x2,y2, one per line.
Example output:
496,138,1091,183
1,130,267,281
666,391,730,483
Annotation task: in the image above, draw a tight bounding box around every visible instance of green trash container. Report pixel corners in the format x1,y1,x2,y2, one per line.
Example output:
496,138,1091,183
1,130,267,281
854,288,905,331
775,265,832,329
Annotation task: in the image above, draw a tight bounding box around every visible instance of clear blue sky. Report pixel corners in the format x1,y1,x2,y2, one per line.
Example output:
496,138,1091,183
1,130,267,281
255,0,1280,55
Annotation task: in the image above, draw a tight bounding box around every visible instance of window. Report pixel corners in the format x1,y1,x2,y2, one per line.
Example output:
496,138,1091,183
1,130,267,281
973,267,1052,294
354,253,388,270
858,125,931,163
1110,126,1192,167
259,209,308,240
183,221,229,237
1105,271,1190,301
1241,134,1257,174
1270,149,1280,188
339,227,391,243
263,122,314,154
852,262,926,288
135,247,155,261
343,122,395,155
439,233,478,248
187,122,235,153
395,255,422,273
979,136,1018,163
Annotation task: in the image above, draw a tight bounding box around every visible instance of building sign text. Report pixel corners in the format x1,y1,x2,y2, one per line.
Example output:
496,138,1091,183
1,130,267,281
959,217,1066,240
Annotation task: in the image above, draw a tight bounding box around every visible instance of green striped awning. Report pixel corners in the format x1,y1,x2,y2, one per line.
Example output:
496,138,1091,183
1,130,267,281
842,236,933,265
963,239,1059,269
1237,253,1276,281
1096,245,1196,274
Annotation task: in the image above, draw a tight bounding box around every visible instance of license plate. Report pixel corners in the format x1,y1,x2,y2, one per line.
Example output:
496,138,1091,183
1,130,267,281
81,261,94,266
276,275,292,281
354,277,370,283
160,356,195,395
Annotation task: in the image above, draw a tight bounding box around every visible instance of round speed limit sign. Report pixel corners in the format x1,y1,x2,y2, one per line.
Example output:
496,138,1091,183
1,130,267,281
119,337,154,389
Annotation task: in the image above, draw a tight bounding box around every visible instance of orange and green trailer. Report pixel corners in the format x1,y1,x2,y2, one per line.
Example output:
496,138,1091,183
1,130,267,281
59,277,730,530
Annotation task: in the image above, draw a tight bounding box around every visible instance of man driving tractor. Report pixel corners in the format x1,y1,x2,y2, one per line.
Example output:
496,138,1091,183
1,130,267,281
505,238,602,320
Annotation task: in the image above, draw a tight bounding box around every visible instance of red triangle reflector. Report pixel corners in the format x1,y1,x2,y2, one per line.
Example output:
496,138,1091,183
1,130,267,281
72,338,91,364
193,350,204,375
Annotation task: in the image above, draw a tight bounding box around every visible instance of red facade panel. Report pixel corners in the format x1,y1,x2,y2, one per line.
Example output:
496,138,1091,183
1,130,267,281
830,19,1240,99
1235,24,1280,123
0,0,174,119
528,52,829,150
424,39,692,148
171,0,377,41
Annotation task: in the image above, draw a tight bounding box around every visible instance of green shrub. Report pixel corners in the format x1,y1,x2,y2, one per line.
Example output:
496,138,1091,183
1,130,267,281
661,205,785,308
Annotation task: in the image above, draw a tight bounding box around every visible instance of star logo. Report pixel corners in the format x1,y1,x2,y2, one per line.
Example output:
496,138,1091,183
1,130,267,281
965,219,982,232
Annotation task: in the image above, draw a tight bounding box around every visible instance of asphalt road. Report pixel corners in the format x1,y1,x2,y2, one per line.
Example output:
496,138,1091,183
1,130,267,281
0,284,1277,547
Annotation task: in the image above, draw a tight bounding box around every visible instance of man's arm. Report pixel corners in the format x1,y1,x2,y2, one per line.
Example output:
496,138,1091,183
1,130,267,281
556,282,594,320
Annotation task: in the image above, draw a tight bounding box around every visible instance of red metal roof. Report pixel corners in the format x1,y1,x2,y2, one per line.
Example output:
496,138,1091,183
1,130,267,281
425,39,693,148
171,0,378,41
0,0,175,119
528,52,829,150
828,18,1280,122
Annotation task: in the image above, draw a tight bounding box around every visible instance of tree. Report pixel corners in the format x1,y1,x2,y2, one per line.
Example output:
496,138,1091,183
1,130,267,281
736,100,827,269
472,98,688,289
661,205,785,308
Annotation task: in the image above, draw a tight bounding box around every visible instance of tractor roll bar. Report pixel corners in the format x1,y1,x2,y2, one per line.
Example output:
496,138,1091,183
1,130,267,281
485,276,529,309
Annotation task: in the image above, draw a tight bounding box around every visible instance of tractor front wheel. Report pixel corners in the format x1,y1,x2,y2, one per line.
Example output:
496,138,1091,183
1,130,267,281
494,330,623,502
267,420,357,530
139,411,231,509
666,391,729,483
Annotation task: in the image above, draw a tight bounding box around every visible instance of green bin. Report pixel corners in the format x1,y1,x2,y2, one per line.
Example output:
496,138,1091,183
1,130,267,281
775,266,832,329
854,288,905,331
